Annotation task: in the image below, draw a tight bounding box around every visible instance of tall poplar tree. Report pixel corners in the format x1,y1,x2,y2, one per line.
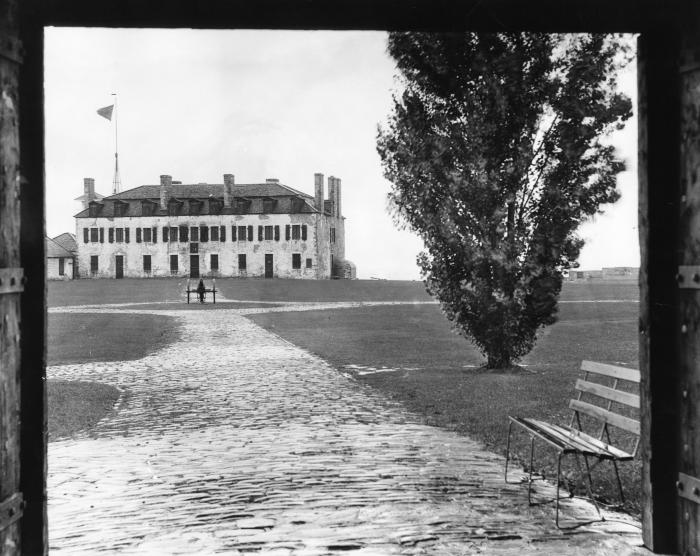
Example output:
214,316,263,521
377,33,632,368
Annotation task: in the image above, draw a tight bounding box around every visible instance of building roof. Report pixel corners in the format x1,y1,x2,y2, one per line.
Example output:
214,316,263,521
75,182,322,218
46,237,75,259
52,232,78,253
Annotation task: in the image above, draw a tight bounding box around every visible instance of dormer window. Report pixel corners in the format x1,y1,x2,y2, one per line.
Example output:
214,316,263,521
141,199,157,216
189,199,202,215
88,201,103,218
209,198,223,214
167,199,182,217
113,200,128,217
262,197,277,213
235,197,251,214
291,196,305,213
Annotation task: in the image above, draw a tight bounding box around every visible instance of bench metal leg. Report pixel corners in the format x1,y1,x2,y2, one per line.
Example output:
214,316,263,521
504,421,513,482
555,452,563,528
611,459,625,505
527,436,535,505
574,453,602,520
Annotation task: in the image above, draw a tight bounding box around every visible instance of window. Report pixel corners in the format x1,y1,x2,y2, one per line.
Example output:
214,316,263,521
292,253,301,269
90,228,98,242
125,228,130,243
231,226,237,241
99,228,104,243
136,228,142,243
238,254,247,270
163,227,169,242
190,226,199,242
88,202,102,217
210,226,219,242
109,228,114,243
142,200,155,216
190,243,198,254
219,225,226,242
237,226,246,241
292,225,300,240
144,227,152,243
116,228,123,242
58,258,65,276
171,226,179,242
274,225,280,241
179,225,189,242
200,225,208,242
306,258,312,269
143,255,151,274
285,225,290,240
90,255,98,276
83,228,89,243
114,201,128,217
168,200,180,216
170,254,178,274
210,254,219,272
301,224,307,241
189,199,201,215
247,225,253,241
262,198,276,213
152,227,157,243
258,225,263,241
264,225,273,240
209,199,222,214
330,227,336,243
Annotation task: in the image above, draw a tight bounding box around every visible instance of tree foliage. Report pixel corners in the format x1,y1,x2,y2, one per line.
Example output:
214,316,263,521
377,33,632,368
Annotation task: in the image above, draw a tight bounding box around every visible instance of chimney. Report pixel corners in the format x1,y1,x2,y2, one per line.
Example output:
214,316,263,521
327,176,337,217
335,177,342,218
223,174,235,207
83,178,95,208
314,173,324,211
266,178,279,183
160,174,172,210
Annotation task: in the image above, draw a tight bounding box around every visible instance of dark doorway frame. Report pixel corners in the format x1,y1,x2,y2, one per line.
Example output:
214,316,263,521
265,254,274,278
6,1,694,554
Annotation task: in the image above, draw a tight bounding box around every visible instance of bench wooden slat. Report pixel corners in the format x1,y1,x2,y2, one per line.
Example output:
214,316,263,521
581,360,640,383
525,419,609,456
569,399,641,435
574,379,640,408
509,417,583,453
526,419,633,460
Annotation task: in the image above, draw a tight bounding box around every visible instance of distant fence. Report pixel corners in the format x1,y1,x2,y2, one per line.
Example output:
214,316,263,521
566,267,639,282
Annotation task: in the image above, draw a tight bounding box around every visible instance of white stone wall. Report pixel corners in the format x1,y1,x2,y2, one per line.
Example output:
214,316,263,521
47,257,74,280
76,212,337,279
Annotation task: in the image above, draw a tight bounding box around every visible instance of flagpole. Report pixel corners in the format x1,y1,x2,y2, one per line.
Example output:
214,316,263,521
111,93,121,194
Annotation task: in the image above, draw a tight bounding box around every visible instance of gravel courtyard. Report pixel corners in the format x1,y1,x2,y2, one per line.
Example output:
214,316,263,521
48,303,646,555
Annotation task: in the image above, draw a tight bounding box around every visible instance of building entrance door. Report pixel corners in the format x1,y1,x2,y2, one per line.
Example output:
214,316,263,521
265,254,273,278
115,255,124,279
190,255,200,278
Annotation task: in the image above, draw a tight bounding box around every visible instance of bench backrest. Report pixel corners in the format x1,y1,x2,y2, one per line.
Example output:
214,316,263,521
569,360,641,455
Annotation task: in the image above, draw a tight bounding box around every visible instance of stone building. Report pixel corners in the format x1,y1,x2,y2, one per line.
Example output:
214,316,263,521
46,233,77,279
74,173,351,279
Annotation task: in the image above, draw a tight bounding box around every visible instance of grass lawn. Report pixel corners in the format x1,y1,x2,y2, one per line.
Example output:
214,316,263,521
49,277,432,307
49,312,180,365
48,312,181,437
248,294,642,515
48,381,121,440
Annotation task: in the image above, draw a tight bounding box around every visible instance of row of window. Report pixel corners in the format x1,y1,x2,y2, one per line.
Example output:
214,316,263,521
83,224,313,244
88,253,313,275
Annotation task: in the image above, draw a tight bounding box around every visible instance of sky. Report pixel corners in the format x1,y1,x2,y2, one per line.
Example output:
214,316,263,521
44,29,639,280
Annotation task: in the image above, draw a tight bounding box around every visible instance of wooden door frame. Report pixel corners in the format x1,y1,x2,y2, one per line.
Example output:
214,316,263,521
6,0,693,553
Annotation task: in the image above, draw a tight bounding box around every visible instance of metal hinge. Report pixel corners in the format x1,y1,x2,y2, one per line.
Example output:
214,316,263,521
0,268,24,295
677,472,700,504
677,266,700,289
0,493,24,532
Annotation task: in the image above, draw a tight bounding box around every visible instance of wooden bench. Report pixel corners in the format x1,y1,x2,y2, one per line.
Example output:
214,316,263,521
186,284,217,304
504,360,640,527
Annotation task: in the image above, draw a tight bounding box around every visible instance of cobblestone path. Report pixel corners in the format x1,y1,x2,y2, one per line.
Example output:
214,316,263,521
48,305,646,555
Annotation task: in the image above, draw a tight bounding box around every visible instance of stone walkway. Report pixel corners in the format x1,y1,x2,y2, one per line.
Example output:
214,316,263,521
48,303,646,555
